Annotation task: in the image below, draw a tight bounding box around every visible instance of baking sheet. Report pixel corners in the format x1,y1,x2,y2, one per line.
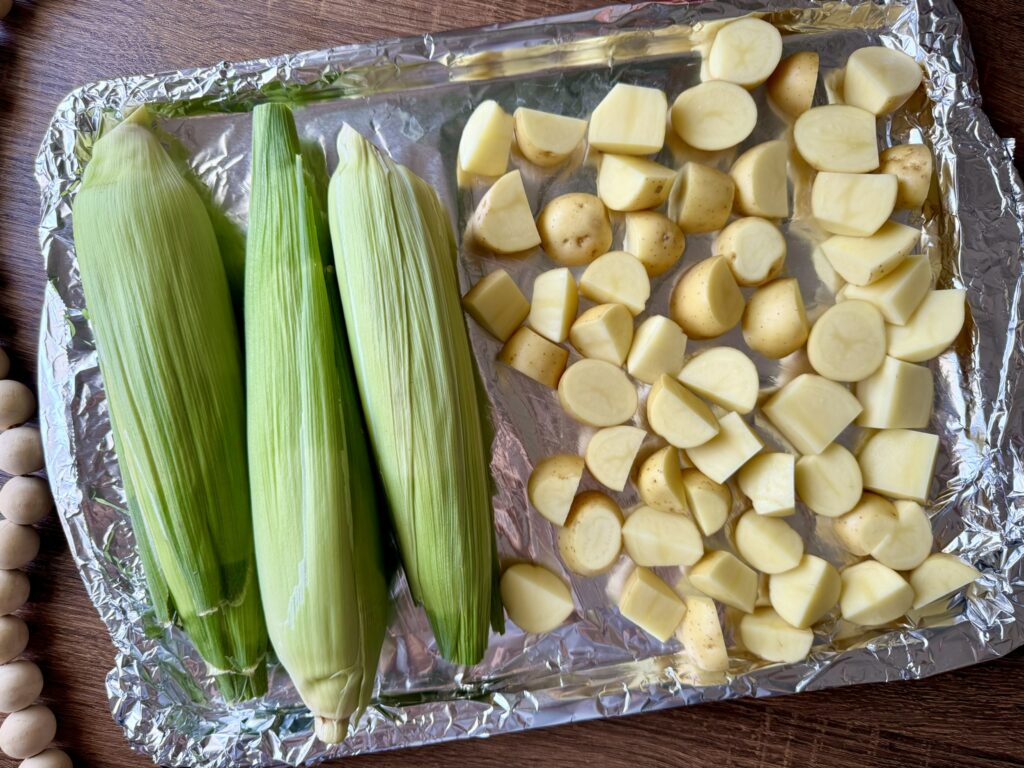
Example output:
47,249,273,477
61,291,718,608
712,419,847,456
35,1,1024,766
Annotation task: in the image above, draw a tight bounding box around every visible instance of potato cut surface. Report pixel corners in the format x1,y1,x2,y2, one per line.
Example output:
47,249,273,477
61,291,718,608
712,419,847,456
623,507,704,567
462,269,530,341
589,84,668,155
678,347,759,414
501,563,574,634
528,454,585,526
762,374,862,455
685,412,763,484
858,428,939,503
558,359,638,427
499,327,569,388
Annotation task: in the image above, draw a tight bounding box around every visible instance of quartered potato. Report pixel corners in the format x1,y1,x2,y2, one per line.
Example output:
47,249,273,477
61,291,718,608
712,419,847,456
570,304,634,366
833,493,897,557
638,445,689,515
734,510,804,574
678,347,759,415
558,492,624,576
843,46,923,116
811,172,897,237
871,500,933,571
841,254,931,325
742,278,809,359
762,374,863,455
670,163,736,234
459,100,513,176
580,251,651,316
855,356,934,429
858,429,940,504
619,567,688,641
462,269,530,341
499,327,569,388
737,452,796,518
558,359,638,427
528,454,585,526
769,554,841,628
588,83,668,156
685,412,763,484
690,550,759,613
794,105,879,173
623,507,704,567
681,468,732,535
840,560,913,627
807,300,887,383
819,220,918,286
671,81,758,151
714,217,787,286
537,193,613,267
647,375,720,449
585,425,647,492
708,17,783,88
597,155,676,212
670,256,745,340
501,563,574,634
623,212,686,277
529,268,578,343
730,141,790,219
471,170,541,254
879,144,933,209
679,595,729,672
795,443,863,518
887,289,966,362
627,315,688,384
908,553,979,609
514,107,587,167
767,51,819,117
739,608,814,663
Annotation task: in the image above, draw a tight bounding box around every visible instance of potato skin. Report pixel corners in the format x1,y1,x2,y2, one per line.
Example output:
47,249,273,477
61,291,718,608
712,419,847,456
624,212,686,277
538,193,613,266
767,51,819,118
879,144,933,209
670,256,745,340
742,278,809,358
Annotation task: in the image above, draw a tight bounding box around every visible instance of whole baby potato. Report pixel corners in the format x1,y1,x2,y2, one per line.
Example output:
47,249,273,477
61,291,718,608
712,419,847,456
537,193,613,267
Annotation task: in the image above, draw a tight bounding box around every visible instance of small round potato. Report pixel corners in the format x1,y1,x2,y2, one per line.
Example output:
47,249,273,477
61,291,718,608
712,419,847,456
537,193,613,267
670,256,745,340
742,278,809,359
879,144,933,210
767,51,820,118
623,212,686,277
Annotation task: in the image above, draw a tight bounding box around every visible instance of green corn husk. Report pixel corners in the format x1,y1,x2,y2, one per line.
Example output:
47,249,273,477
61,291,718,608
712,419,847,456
246,104,389,742
72,108,268,701
327,125,503,665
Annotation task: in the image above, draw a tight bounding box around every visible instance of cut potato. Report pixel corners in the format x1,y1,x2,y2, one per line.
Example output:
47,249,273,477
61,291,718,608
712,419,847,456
742,278,809,359
671,81,758,151
734,510,804,574
647,375,720,449
619,567,688,641
795,443,862,518
638,445,689,515
908,553,979,609
580,251,651,316
627,316,688,384
887,289,966,362
820,221,919,286
558,492,624,576
570,304,634,366
871,499,931,568
740,608,814,663
537,193,613,267
858,429,939,503
499,327,569,388
459,100,513,177
794,105,879,173
737,453,796,518
833,493,897,556
585,425,647,492
769,554,841,628
807,300,887,383
839,560,913,626
623,507,704,567
514,107,587,167
708,17,783,89
471,170,541,254
679,595,728,672
855,356,934,429
528,454,585,526
678,347,759,414
730,141,790,219
501,563,574,634
811,172,897,237
811,245,846,295
685,412,763,484
879,144,933,209
462,269,530,341
841,254,931,325
690,550,759,613
670,163,736,234
597,155,676,212
623,212,686,277
588,83,668,156
843,46,923,116
767,51,819,118
670,256,745,340
713,217,787,286
762,374,863,455
529,268,578,344
681,469,732,535
558,359,638,427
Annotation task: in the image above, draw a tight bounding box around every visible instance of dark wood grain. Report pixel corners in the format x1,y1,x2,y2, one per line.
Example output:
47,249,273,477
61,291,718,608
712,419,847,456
0,1,1021,767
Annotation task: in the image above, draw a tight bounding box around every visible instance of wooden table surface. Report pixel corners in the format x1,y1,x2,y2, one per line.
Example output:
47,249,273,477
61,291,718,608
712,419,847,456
0,1,1022,766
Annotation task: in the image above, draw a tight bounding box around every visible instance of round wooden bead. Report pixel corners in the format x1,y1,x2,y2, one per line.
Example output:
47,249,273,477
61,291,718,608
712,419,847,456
0,478,53,526
20,749,73,768
0,660,43,713
0,570,29,616
0,428,44,476
0,349,9,379
0,523,39,571
0,704,57,760
0,382,35,431
0,616,29,664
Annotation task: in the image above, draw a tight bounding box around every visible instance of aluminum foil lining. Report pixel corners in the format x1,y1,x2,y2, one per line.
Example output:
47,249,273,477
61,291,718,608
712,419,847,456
34,1,1024,766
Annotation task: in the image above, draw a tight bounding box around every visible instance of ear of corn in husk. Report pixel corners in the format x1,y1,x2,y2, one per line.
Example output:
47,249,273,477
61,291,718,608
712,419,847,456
246,104,390,742
328,124,503,666
71,106,268,701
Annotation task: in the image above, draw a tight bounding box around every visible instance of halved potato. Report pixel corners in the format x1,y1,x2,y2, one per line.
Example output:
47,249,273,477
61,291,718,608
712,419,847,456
887,289,966,362
767,51,819,118
514,107,587,167
841,254,931,325
811,172,897,237
501,563,574,633
843,46,923,116
879,144,933,209
762,374,863,455
569,304,634,366
714,217,786,286
858,428,940,504
671,81,758,151
670,162,736,234
623,212,686,277
807,300,887,383
499,327,569,388
529,268,578,344
528,454,585,526
471,170,541,254
820,221,918,286
623,507,704,567
647,375,720,449
734,510,804,574
730,141,790,219
739,607,814,663
795,443,863,518
840,560,913,626
708,17,783,88
462,269,530,341
558,358,638,427
689,550,759,613
685,412,763,484
580,251,651,316
908,553,979,609
537,193,613,267
681,468,732,535
678,347,759,414
679,595,728,672
597,155,676,212
670,256,745,340
737,452,796,518
459,100,513,176
871,500,933,571
794,105,879,173
585,425,647,492
769,554,841,628
742,278,809,359
855,356,934,429
638,445,689,515
619,567,688,641
627,315,688,384
588,83,668,155
833,493,897,556
558,492,624,576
